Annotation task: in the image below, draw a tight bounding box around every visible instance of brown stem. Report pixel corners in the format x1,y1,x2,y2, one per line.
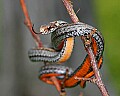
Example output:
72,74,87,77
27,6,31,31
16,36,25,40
51,76,66,96
50,76,61,92
62,0,109,96
20,1,62,95
20,0,43,47
87,47,109,96
75,76,97,83
62,0,79,22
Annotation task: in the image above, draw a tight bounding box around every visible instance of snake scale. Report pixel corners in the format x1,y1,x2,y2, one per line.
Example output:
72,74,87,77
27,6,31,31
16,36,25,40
28,20,104,88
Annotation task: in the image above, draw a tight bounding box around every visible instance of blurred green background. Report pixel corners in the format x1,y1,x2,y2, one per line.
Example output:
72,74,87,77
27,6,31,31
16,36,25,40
94,0,120,94
0,0,120,96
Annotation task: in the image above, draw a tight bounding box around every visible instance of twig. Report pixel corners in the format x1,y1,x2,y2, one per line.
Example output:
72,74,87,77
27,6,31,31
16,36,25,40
62,0,109,96
51,76,66,96
75,76,97,83
62,0,79,22
20,1,63,95
87,47,109,96
20,0,42,47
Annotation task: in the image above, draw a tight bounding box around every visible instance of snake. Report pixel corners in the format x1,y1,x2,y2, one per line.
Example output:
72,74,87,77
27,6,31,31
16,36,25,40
28,20,104,88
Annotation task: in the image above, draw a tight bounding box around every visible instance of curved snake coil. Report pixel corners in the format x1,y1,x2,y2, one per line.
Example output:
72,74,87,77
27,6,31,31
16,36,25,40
28,20,104,88
39,64,73,80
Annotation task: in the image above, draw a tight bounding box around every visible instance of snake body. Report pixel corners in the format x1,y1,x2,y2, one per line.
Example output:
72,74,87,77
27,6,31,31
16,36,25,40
28,21,74,63
28,20,104,88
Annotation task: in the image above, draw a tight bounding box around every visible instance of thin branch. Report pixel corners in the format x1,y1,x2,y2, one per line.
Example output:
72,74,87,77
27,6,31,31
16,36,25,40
75,76,97,83
62,0,109,96
87,47,109,96
51,76,66,96
20,1,63,95
62,0,79,22
20,0,43,47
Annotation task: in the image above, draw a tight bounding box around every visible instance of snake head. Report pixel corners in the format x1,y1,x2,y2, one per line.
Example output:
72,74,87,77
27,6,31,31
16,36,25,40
40,24,56,34
40,20,68,34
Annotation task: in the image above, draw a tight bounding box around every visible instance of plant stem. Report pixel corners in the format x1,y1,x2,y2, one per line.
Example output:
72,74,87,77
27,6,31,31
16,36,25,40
20,1,63,95
87,47,109,96
20,0,43,47
62,0,79,22
62,0,109,96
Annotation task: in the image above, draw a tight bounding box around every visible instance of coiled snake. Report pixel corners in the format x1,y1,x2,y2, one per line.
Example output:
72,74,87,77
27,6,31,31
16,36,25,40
28,20,104,88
